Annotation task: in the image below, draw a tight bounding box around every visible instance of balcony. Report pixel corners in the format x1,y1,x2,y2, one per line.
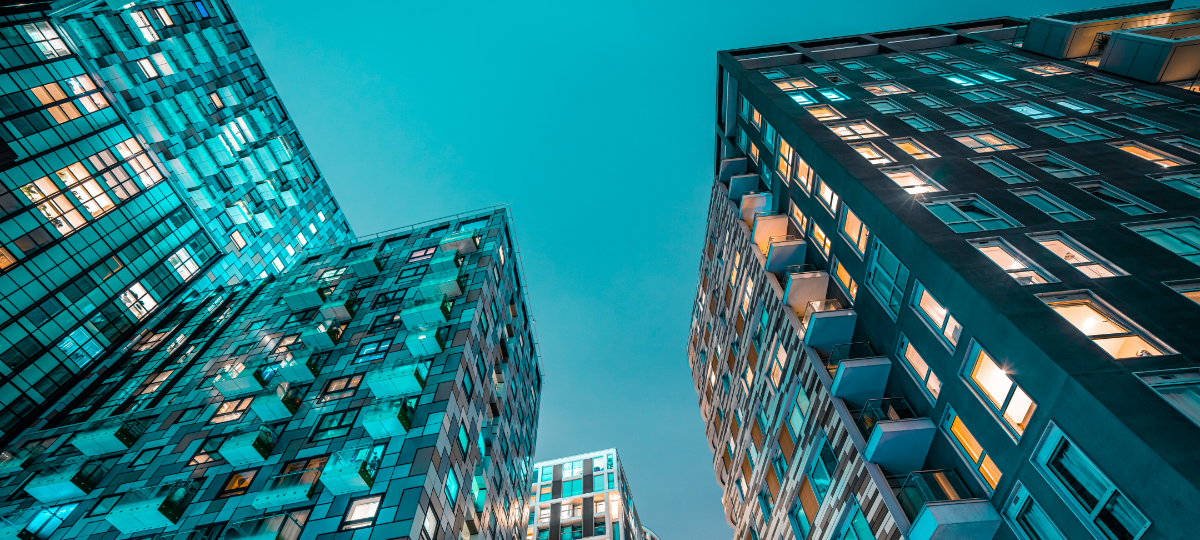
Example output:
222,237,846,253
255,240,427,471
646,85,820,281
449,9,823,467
799,300,857,351
252,464,323,510
213,357,278,398
346,252,382,277
751,213,788,254
0,445,46,476
318,293,356,322
439,230,480,254
822,342,891,404
105,480,199,534
855,398,936,473
785,268,827,309
0,511,34,540
418,269,468,299
739,191,771,224
364,358,429,399
276,350,319,383
404,327,443,358
281,284,330,310
896,470,1001,540
249,382,304,422
361,396,416,439
320,445,384,495
429,249,464,273
71,416,148,456
299,319,343,350
219,425,277,468
24,458,109,502
398,295,452,328
223,512,306,540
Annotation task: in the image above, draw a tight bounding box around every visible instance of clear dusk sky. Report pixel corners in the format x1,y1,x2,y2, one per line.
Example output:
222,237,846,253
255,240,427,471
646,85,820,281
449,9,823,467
231,1,1128,537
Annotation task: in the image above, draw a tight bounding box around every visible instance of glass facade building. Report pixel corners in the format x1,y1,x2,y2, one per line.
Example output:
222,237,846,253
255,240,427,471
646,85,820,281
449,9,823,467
691,2,1200,540
527,449,646,540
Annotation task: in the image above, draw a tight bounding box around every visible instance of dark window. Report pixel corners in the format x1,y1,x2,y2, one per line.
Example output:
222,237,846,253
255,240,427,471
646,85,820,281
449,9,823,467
371,312,403,333
353,340,391,364
313,409,359,440
233,343,252,355
320,375,363,402
397,265,428,281
132,447,159,468
351,277,377,291
216,469,258,498
282,309,317,328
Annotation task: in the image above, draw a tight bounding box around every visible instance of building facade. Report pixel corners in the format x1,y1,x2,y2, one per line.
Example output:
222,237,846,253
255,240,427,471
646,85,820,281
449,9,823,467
526,449,645,540
690,2,1200,540
0,207,540,540
0,0,353,444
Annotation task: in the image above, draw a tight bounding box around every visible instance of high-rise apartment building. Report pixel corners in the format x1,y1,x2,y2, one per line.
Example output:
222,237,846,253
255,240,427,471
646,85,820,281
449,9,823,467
690,2,1200,540
0,207,541,540
527,449,646,540
0,0,352,442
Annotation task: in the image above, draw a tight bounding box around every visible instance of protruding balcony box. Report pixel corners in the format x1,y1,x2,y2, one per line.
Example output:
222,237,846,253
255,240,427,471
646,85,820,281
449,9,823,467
319,293,357,322
752,213,788,255
223,512,306,540
250,382,304,422
276,350,319,383
898,470,1001,540
418,270,468,299
300,319,343,350
765,236,806,274
0,445,47,476
282,284,330,311
24,458,109,502
320,445,384,495
429,249,464,273
364,358,429,399
855,398,936,473
439,230,480,254
739,191,771,224
398,295,452,328
718,157,747,186
71,416,148,456
405,327,444,358
105,480,200,534
219,425,277,468
728,173,759,206
213,357,278,398
823,342,891,404
360,396,416,439
346,251,382,277
800,299,857,350
252,460,325,510
785,269,828,312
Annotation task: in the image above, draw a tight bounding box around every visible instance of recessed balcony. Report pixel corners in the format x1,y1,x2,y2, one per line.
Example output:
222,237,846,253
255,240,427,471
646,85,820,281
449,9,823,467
320,445,384,495
71,416,148,456
318,292,356,322
361,396,416,439
855,398,936,473
399,295,452,328
896,470,1001,540
822,342,891,403
404,327,443,358
364,358,429,399
418,269,468,298
299,319,344,350
429,249,464,273
219,425,277,468
276,350,319,382
250,382,304,422
281,284,330,310
0,445,47,476
252,462,324,510
223,512,306,540
346,252,382,277
439,230,480,254
105,480,200,534
799,299,857,350
24,458,110,502
213,357,279,398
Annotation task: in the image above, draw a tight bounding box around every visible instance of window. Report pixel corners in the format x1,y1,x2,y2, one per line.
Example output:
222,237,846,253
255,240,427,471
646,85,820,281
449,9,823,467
817,88,849,101
890,138,938,159
760,69,788,79
1004,484,1068,540
942,407,1003,489
942,108,989,126
949,129,1024,152
1137,368,1200,428
272,334,302,354
1007,82,1061,96
923,195,1020,232
1158,135,1200,155
941,73,981,86
865,241,909,316
832,259,857,300
921,51,953,60
282,309,317,328
827,120,885,140
1073,181,1163,215
1033,120,1115,143
1128,219,1200,265
912,64,946,75
888,54,919,64
969,238,1055,285
1034,425,1150,540
445,469,460,502
210,397,253,423
1017,151,1095,178
787,91,817,105
955,87,1014,103
776,138,795,181
1011,188,1092,222
314,409,360,440
964,342,1037,436
408,247,436,262
1175,103,1200,116
353,339,392,363
976,71,1014,83
896,334,940,399
879,166,942,195
840,208,870,255
189,435,226,465
1096,114,1173,135
804,104,843,121
912,283,962,347
774,77,814,90
943,59,982,71
321,374,363,402
1020,63,1078,76
1046,96,1104,114
849,142,893,164
1040,292,1167,358
132,447,159,468
217,469,258,498
132,11,160,42
1004,101,1061,119
230,230,247,249
999,54,1030,62
910,93,950,108
341,495,382,530
810,223,831,258
864,98,906,114
1097,89,1178,107
1030,232,1125,278
971,157,1034,184
861,69,892,80
861,82,911,95
1110,141,1190,167
816,179,839,214
896,114,941,132
1152,171,1200,198
20,22,69,59
22,504,77,540
840,60,868,70
806,434,838,504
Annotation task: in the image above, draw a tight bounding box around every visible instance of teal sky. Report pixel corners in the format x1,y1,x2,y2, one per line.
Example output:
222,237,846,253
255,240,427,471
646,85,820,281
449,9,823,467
232,0,1128,537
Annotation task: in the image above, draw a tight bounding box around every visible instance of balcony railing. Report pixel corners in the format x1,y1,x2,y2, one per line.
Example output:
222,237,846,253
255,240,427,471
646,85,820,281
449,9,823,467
223,512,306,540
71,415,148,456
364,358,429,399
346,252,382,277
281,284,330,310
418,270,468,298
318,292,357,322
219,425,277,468
250,382,304,422
439,230,480,254
252,463,323,510
405,327,444,358
320,445,384,496
429,250,464,273
820,342,876,376
896,469,1002,539
24,458,110,502
299,319,343,350
213,357,278,398
0,445,47,476
855,398,936,473
897,469,970,520
361,396,416,439
854,398,917,435
399,295,452,328
800,299,843,333
276,350,319,383
105,480,200,534
799,299,857,351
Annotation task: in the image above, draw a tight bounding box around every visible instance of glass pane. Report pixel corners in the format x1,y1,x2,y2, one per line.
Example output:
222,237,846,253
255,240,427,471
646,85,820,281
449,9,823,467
1048,441,1108,511
1094,491,1148,540
1092,335,1161,359
1048,304,1128,336
978,455,1002,489
1016,497,1068,540
950,417,983,461
1003,386,1036,434
971,350,1013,409
918,291,948,326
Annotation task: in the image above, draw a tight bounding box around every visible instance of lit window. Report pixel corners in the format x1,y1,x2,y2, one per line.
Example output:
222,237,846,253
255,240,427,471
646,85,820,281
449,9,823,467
750,108,762,129
964,344,1037,435
839,208,869,255
1152,171,1200,198
833,259,857,300
861,82,911,95
1137,368,1200,428
817,88,849,101
137,58,160,79
1073,181,1162,215
230,230,247,249
1039,292,1167,358
804,105,843,121
949,129,1024,152
321,374,363,402
1096,114,1173,135
189,435,226,465
807,63,836,74
865,241,909,316
942,408,1002,489
848,142,893,164
342,495,382,530
810,223,831,258
1111,141,1190,167
955,87,1014,103
748,141,760,164
827,120,885,140
968,238,1055,285
210,397,254,423
816,179,839,214
912,282,962,346
896,334,940,399
864,98,906,114
787,91,817,105
1003,485,1068,540
881,166,941,194
1098,89,1179,107
20,22,69,59
1004,101,1061,119
132,11,160,42
1127,219,1200,266
1011,188,1091,223
217,469,258,498
921,51,953,60
354,339,393,363
789,201,808,232
896,113,941,132
22,504,78,540
775,78,814,90
941,73,980,86
1020,63,1077,76
970,157,1034,184
942,108,989,126
1046,96,1104,114
1033,120,1116,143
1017,151,1095,178
890,138,938,159
910,93,950,108
1030,232,1126,278
776,138,794,182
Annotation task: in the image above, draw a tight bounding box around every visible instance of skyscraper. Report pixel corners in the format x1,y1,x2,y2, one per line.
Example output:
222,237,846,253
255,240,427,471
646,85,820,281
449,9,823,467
0,0,352,441
0,207,541,540
690,2,1200,540
527,449,647,540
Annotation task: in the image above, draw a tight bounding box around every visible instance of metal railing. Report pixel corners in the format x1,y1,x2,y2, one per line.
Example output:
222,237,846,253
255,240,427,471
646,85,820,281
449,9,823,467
894,469,971,521
853,397,917,436
223,512,306,540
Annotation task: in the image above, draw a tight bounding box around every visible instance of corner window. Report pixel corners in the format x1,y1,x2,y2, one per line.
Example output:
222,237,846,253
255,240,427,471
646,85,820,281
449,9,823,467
971,157,1034,184
922,195,1021,232
1030,232,1126,278
941,407,1002,489
949,129,1025,152
968,237,1056,285
1073,181,1163,215
896,334,940,399
1039,291,1168,358
1011,187,1092,222
962,342,1037,436
1017,151,1095,178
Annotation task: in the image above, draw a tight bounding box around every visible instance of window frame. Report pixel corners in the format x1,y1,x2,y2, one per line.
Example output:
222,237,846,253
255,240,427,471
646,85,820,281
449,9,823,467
970,156,1035,184
340,494,383,531
320,374,363,402
1109,141,1192,167
968,237,1057,285
838,207,870,256
942,108,990,126
948,129,1026,152
826,120,886,140
1095,113,1174,135
864,240,910,319
922,194,1022,233
895,113,942,132
1003,483,1069,540
216,468,259,498
1072,180,1163,215
1029,231,1127,278
1045,96,1104,114
960,340,1038,438
890,137,939,159
910,281,962,350
313,408,360,441
1010,187,1093,223
1126,218,1200,266
941,406,1003,492
848,142,893,164
1031,120,1117,143
1038,291,1172,358
880,165,943,195
910,93,950,108
895,333,940,402
1016,151,1096,178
